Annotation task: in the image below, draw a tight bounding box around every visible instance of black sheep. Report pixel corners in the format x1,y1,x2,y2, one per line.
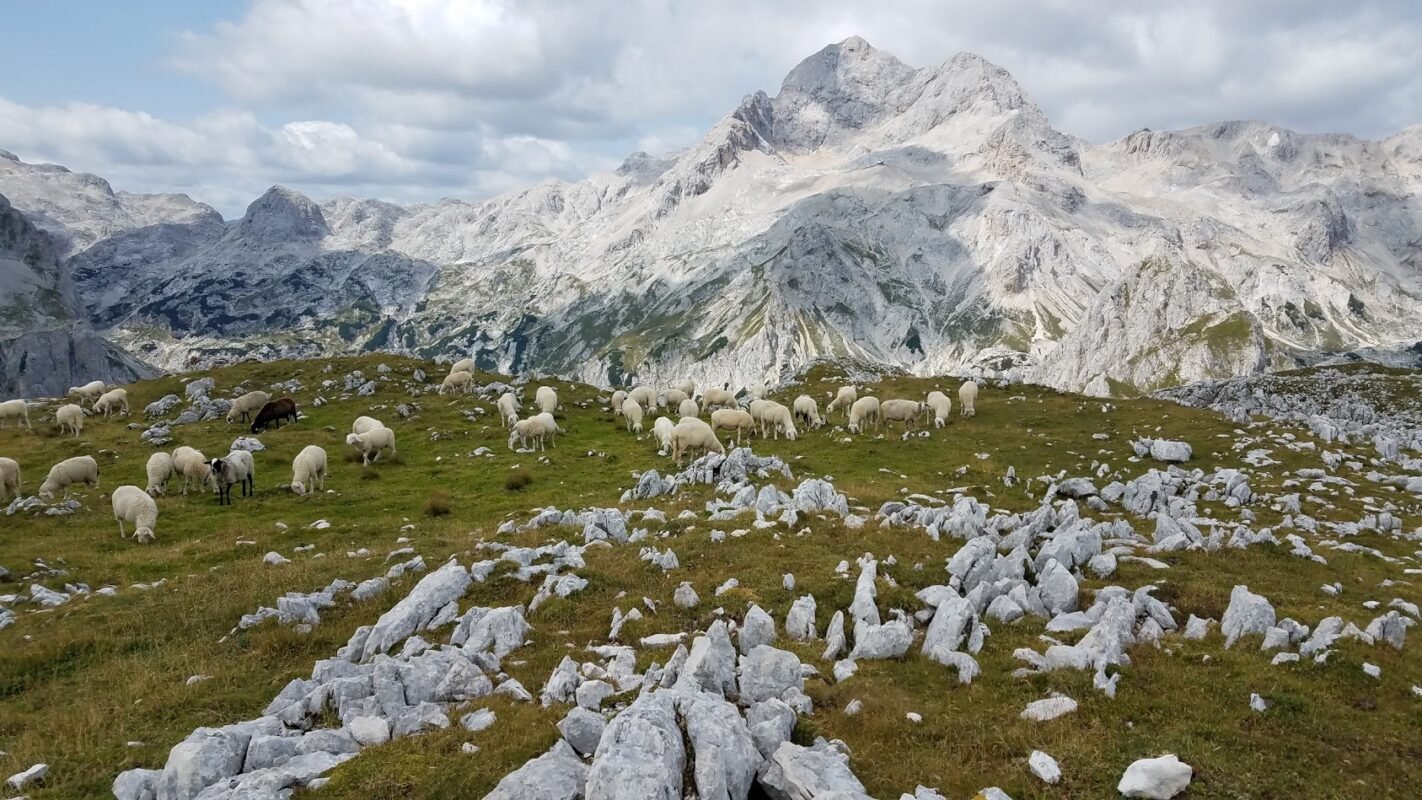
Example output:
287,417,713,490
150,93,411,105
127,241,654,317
250,397,299,434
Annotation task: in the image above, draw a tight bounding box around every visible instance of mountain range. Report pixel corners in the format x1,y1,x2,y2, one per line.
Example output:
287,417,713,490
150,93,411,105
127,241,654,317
2,36,1420,397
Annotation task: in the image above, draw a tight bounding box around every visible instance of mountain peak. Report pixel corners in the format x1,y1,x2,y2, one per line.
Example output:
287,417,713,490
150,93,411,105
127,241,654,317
771,36,918,150
237,185,328,241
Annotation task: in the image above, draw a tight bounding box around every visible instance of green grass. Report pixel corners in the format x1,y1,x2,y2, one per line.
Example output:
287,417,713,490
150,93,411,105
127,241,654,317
0,355,1419,798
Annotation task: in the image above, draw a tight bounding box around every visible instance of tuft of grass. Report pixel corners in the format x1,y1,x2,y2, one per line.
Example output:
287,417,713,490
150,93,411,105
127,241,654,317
504,468,533,492
423,489,451,517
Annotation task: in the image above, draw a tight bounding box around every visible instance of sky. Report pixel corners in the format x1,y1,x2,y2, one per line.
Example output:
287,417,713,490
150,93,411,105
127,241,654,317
1,0,1419,219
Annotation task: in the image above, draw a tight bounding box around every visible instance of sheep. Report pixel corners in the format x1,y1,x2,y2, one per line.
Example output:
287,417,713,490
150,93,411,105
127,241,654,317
621,398,644,433
701,388,736,411
450,357,476,375
497,392,520,428
145,452,174,497
508,414,557,452
250,398,298,433
210,450,256,505
610,390,628,416
747,398,771,427
346,426,397,466
92,388,130,417
848,396,881,434
748,382,768,400
68,380,106,406
925,391,952,428
880,399,924,431
172,446,214,495
759,401,798,440
959,381,979,417
827,386,857,419
38,455,99,500
56,403,86,437
0,456,20,502
652,416,676,450
535,386,559,414
710,408,755,446
440,371,474,395
628,386,656,411
663,389,688,409
111,485,158,543
677,398,700,418
675,379,695,398
291,445,328,495
533,412,564,447
0,399,31,430
226,391,271,424
351,416,385,436
671,417,725,466
792,395,822,429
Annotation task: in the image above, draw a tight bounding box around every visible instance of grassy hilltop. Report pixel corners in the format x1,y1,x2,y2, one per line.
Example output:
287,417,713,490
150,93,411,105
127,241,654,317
1,355,1420,799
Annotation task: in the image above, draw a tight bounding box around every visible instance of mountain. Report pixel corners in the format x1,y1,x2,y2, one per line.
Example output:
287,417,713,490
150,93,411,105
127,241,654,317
2,38,1420,395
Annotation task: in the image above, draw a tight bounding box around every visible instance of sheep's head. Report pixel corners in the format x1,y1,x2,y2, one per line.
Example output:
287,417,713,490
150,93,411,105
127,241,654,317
249,420,263,434
135,527,156,544
345,433,360,446
38,484,55,501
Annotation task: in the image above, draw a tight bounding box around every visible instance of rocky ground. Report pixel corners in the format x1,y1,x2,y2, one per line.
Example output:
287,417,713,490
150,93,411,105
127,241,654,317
1,356,1420,799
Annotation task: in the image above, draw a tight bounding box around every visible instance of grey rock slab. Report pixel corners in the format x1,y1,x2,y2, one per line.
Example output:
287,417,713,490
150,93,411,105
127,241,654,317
684,692,762,800
557,707,606,757
585,691,685,800
757,741,871,800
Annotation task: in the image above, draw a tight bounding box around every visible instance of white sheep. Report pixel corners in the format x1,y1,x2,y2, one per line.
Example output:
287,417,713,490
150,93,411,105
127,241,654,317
145,452,174,497
291,445,328,495
226,391,271,424
671,417,725,466
827,386,858,419
346,426,397,465
748,382,768,400
621,398,644,433
440,370,474,395
111,485,158,543
508,414,557,451
663,389,688,409
0,399,31,430
701,387,736,411
792,395,822,429
210,450,256,505
0,456,20,502
92,388,130,417
628,386,656,411
68,380,106,406
747,398,771,428
925,391,952,428
450,357,476,375
535,386,559,414
759,401,798,440
959,381,979,417
677,398,700,418
848,396,881,434
38,455,99,500
710,408,755,446
675,379,695,398
880,399,924,431
55,403,86,438
533,412,563,447
497,392,520,428
652,416,676,450
172,446,214,495
610,390,628,416
351,416,386,436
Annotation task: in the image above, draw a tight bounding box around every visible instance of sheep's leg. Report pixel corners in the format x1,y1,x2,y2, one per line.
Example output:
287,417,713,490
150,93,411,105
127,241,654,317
118,519,127,538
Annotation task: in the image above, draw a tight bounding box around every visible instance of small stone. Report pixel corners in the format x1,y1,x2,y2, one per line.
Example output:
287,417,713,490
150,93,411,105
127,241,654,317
1118,754,1193,799
1029,750,1061,784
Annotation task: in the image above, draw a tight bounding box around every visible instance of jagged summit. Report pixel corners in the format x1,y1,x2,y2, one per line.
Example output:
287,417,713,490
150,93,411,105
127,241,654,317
235,185,329,242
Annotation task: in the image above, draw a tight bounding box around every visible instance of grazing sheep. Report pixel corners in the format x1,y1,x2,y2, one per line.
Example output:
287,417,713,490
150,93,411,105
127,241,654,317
440,371,474,395
145,452,174,497
663,389,688,409
959,381,979,417
55,404,87,438
111,485,158,543
925,391,952,428
450,357,476,375
68,380,106,406
497,392,520,428
351,416,385,436
0,399,31,430
827,386,857,419
848,396,881,434
748,382,768,400
535,386,559,414
621,399,644,433
792,395,823,429
747,398,771,428
701,388,736,411
759,401,798,440
508,414,558,452
291,445,328,495
710,408,755,446
92,388,130,417
671,417,725,466
38,455,99,500
0,456,20,502
880,399,924,431
172,446,214,495
628,386,656,411
675,379,695,398
652,416,676,450
533,412,564,447
250,398,299,433
210,450,256,505
226,391,271,424
346,426,397,465
610,390,628,416
677,398,700,418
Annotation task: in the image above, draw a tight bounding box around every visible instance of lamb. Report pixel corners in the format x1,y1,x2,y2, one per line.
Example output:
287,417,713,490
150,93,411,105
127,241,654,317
450,357,476,375
38,455,99,500
210,450,256,505
440,371,474,395
291,445,328,495
792,395,823,429
925,391,952,428
621,398,644,433
610,390,628,416
497,392,520,428
0,456,20,502
827,386,858,419
759,401,798,440
848,396,881,434
663,389,688,409
710,408,755,446
111,485,158,543
68,380,106,406
652,416,676,450
92,388,130,417
671,417,725,466
508,414,557,451
250,398,298,433
346,426,397,465
959,381,979,417
701,387,736,411
56,404,87,438
0,399,31,430
351,416,386,436
880,399,924,431
172,446,214,495
675,379,695,398
226,391,271,424
628,386,656,411
145,452,174,497
677,398,700,418
535,386,559,414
